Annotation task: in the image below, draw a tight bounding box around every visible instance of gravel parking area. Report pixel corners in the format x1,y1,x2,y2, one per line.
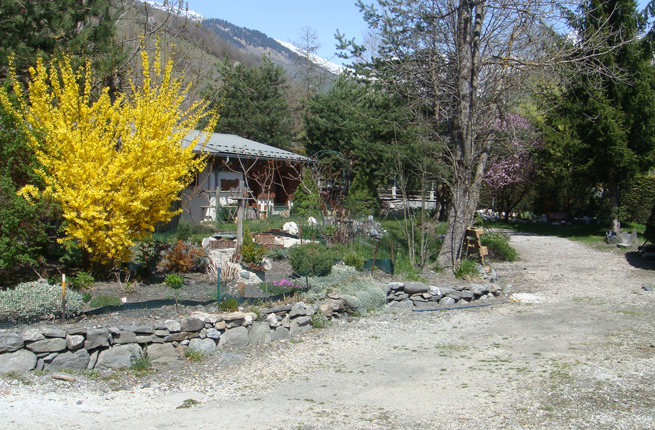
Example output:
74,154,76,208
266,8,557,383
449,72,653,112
2,233,655,429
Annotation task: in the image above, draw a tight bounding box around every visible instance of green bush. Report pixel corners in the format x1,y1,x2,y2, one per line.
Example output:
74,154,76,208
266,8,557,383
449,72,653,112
69,272,94,290
164,273,185,289
291,168,322,217
176,219,193,242
343,252,365,270
134,238,168,276
219,297,239,312
0,281,84,321
481,231,517,262
241,226,266,265
345,169,380,217
89,295,123,308
130,350,152,371
289,243,333,277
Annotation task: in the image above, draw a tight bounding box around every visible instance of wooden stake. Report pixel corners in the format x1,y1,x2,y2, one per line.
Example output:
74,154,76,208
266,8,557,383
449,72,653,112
61,273,66,321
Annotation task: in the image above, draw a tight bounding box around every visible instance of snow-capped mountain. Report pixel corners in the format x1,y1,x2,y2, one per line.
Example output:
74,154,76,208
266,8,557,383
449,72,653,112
275,40,344,75
143,1,204,22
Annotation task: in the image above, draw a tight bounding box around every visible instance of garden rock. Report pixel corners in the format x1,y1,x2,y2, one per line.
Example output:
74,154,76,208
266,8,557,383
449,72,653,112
42,328,66,338
469,284,489,296
66,334,85,351
84,329,109,349
87,351,99,369
219,327,249,349
206,328,222,340
180,317,204,332
188,338,217,356
0,349,37,373
44,349,90,371
190,311,223,324
271,326,290,341
439,297,457,306
165,320,181,333
0,333,24,353
22,329,45,342
283,221,299,236
26,338,67,353
404,281,429,295
266,313,280,327
95,344,142,370
223,311,247,321
388,300,414,309
113,330,137,344
289,302,315,318
249,322,272,345
147,344,179,364
214,321,226,330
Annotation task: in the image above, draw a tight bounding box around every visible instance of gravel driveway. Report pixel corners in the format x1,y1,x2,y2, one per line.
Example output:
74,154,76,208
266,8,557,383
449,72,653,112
2,233,655,429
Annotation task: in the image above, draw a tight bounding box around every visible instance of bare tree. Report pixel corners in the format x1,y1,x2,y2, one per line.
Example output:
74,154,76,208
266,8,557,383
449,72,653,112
339,0,623,270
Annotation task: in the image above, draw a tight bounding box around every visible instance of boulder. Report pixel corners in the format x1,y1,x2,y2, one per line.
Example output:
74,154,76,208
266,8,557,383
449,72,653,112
214,320,226,330
386,282,405,292
0,333,24,353
22,328,45,342
25,338,67,353
0,349,37,373
404,281,429,295
190,311,223,325
147,344,179,364
187,338,217,356
180,317,204,332
87,350,99,369
223,311,247,321
469,283,489,296
248,322,272,345
218,326,249,349
294,316,312,327
266,313,280,327
45,349,90,371
283,221,299,235
120,325,153,334
271,326,290,341
95,344,142,370
84,329,109,349
66,334,85,351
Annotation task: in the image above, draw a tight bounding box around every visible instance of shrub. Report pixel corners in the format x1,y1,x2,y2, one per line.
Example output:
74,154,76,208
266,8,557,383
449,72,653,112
481,231,517,262
241,226,266,265
262,279,306,296
618,175,655,224
133,238,168,276
289,243,333,277
165,273,185,312
69,272,95,290
219,297,239,312
162,241,207,272
89,295,123,308
176,219,193,242
345,169,380,217
343,252,365,270
291,168,322,217
312,313,330,328
0,280,83,321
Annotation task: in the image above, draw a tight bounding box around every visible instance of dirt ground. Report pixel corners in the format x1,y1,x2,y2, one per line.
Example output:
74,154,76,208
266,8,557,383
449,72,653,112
2,233,655,429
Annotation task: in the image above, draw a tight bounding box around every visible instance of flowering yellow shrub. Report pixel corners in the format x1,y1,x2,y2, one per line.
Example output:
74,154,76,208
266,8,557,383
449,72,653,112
0,49,217,265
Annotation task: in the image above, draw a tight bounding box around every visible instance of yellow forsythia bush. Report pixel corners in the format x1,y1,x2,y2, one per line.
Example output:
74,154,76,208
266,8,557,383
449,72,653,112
0,47,217,266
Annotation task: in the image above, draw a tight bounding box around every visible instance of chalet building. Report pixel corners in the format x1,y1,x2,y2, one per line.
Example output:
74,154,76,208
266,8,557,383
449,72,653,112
179,131,311,224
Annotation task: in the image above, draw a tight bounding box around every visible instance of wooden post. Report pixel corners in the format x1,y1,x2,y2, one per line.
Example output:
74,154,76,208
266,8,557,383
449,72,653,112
236,185,245,259
371,241,380,273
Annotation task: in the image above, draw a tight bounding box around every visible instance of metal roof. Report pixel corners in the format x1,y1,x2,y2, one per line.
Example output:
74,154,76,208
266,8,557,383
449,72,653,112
183,131,311,162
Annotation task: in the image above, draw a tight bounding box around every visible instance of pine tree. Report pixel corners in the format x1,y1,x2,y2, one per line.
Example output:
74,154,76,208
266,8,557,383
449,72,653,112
206,56,294,149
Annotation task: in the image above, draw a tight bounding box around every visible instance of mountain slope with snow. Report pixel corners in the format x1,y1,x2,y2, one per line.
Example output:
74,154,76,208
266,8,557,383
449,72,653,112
276,39,344,75
143,0,204,22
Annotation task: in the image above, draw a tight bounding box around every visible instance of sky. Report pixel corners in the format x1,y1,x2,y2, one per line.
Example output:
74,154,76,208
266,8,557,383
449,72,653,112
183,0,370,65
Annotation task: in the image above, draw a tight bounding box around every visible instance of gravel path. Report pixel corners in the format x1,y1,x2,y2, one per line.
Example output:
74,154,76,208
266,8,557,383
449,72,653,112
2,234,655,429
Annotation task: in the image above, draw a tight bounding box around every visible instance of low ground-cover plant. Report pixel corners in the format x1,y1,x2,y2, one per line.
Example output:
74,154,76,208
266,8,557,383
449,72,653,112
0,280,83,321
455,258,480,280
303,265,386,316
289,242,333,277
89,295,123,308
481,231,517,261
261,279,306,296
130,349,152,371
185,349,207,362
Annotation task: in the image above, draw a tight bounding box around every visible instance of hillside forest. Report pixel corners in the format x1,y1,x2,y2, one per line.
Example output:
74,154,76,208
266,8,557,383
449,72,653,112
3,0,655,278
